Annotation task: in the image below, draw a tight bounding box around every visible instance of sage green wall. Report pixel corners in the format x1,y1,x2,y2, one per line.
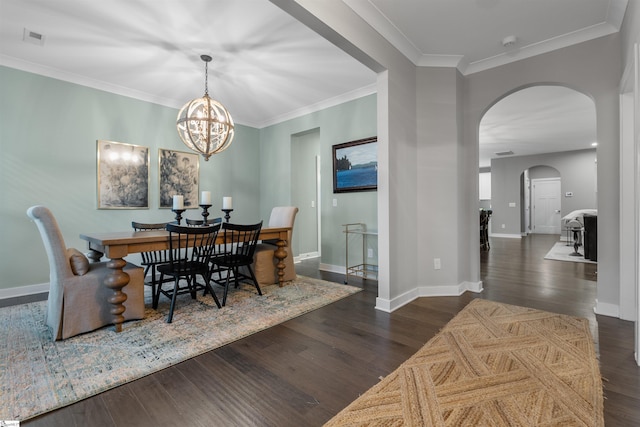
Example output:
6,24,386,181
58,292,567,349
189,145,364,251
0,66,260,290
258,94,377,268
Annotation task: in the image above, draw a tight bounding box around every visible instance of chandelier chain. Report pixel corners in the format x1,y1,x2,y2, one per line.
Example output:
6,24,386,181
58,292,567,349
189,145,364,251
204,60,208,97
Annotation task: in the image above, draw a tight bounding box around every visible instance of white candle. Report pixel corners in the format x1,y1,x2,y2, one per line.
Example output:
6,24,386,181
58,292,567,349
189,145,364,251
201,191,211,205
172,195,184,210
222,196,232,210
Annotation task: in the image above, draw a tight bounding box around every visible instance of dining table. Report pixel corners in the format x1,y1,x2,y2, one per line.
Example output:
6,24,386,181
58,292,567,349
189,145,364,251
80,226,291,332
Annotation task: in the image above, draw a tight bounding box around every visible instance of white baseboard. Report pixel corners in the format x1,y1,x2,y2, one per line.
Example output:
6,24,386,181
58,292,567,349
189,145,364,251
489,233,522,239
0,282,49,300
295,252,319,263
319,263,345,275
594,299,620,318
375,281,484,313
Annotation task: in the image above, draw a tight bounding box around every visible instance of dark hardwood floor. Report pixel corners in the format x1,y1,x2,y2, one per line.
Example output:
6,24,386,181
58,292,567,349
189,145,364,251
19,234,640,426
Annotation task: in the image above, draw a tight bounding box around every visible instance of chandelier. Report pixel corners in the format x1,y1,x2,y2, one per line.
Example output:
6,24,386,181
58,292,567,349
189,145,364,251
176,55,234,161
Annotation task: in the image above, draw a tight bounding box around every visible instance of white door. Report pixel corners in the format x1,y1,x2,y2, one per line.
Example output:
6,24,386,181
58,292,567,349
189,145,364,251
531,178,561,234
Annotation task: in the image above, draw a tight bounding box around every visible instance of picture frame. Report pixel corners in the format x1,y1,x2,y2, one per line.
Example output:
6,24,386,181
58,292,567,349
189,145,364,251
332,137,378,193
96,140,149,209
158,148,199,209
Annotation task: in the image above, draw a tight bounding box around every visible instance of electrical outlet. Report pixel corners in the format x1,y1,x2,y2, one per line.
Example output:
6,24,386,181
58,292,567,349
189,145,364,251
311,200,315,208
434,258,441,270
332,198,337,207
368,248,374,258
501,224,506,229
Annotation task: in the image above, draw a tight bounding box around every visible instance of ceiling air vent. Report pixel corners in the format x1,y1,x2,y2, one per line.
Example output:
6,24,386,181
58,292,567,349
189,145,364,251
494,150,514,156
23,28,45,46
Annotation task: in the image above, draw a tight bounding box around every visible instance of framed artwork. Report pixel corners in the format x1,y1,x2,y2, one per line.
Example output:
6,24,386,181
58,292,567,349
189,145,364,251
158,149,199,209
332,137,378,193
96,140,149,209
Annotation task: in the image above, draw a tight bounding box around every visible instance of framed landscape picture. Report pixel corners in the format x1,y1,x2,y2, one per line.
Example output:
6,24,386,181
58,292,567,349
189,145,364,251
158,149,199,209
332,137,378,193
96,140,149,209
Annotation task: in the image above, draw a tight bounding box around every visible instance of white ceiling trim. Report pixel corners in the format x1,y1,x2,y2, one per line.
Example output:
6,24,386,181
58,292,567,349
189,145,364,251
463,21,621,75
0,53,376,129
343,0,628,76
0,54,183,110
256,83,377,129
343,0,423,64
416,54,464,69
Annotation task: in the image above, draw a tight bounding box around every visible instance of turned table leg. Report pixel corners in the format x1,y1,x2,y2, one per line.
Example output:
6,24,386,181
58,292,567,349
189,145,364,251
104,257,129,332
274,239,288,287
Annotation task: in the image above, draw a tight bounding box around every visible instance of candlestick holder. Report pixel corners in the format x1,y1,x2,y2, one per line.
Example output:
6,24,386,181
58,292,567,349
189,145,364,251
172,208,186,225
221,208,233,223
199,204,212,223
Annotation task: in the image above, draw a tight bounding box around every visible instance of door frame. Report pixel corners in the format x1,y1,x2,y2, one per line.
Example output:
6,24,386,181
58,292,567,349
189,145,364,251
531,177,561,234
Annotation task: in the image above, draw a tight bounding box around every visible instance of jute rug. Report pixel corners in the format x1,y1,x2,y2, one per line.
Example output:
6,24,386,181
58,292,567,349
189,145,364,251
0,276,360,421
544,242,596,264
325,299,603,426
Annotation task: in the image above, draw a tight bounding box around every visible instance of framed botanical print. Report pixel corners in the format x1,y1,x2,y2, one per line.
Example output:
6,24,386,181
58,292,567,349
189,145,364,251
96,140,149,209
158,149,199,209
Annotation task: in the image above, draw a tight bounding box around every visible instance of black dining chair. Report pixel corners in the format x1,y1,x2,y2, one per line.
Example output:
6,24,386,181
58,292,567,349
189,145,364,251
131,221,172,308
211,221,263,306
155,222,222,323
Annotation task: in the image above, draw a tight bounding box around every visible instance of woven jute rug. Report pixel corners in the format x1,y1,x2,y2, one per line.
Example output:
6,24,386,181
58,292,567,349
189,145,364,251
0,276,360,421
326,299,603,426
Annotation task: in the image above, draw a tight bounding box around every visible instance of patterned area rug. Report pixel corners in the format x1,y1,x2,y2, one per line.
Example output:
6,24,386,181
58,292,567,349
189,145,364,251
544,242,596,264
0,276,360,421
325,299,603,426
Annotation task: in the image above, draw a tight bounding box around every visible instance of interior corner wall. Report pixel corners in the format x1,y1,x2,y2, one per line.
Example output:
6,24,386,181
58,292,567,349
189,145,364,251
464,34,622,312
0,66,261,291
417,67,464,288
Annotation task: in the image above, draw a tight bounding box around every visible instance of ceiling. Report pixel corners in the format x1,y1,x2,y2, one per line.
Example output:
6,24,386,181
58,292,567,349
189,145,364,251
0,0,628,166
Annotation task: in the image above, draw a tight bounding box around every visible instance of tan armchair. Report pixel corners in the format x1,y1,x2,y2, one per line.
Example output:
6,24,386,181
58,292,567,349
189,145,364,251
252,206,298,285
27,205,145,340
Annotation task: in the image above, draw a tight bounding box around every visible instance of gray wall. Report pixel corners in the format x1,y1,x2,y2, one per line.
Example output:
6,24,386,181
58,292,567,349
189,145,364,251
463,35,621,312
491,149,597,235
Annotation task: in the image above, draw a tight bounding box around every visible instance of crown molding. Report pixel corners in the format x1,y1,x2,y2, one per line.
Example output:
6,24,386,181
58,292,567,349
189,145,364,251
343,0,423,64
463,21,621,75
343,0,628,76
0,54,184,109
255,83,377,129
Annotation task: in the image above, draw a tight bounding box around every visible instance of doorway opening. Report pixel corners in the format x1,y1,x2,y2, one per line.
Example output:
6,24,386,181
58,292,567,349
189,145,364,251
291,128,321,261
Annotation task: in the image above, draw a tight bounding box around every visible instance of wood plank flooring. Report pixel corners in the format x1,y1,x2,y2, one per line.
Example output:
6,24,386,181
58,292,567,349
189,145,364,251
18,234,640,426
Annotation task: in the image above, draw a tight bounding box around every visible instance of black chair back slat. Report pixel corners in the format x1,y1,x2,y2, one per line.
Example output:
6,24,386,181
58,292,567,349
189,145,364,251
156,222,222,323
212,221,263,306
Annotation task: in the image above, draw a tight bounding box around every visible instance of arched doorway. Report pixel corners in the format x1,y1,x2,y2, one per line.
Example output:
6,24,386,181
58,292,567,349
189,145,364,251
478,84,597,262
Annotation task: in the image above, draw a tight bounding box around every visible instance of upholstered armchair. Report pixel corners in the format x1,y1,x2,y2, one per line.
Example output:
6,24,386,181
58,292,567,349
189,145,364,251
252,206,298,285
27,205,145,340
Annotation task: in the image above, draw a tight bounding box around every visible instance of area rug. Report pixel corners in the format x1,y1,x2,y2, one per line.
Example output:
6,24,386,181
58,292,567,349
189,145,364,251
325,299,603,426
0,276,360,421
544,242,596,264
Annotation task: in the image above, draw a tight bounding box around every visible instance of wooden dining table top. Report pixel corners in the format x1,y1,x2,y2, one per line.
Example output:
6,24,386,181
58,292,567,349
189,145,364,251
80,226,291,258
